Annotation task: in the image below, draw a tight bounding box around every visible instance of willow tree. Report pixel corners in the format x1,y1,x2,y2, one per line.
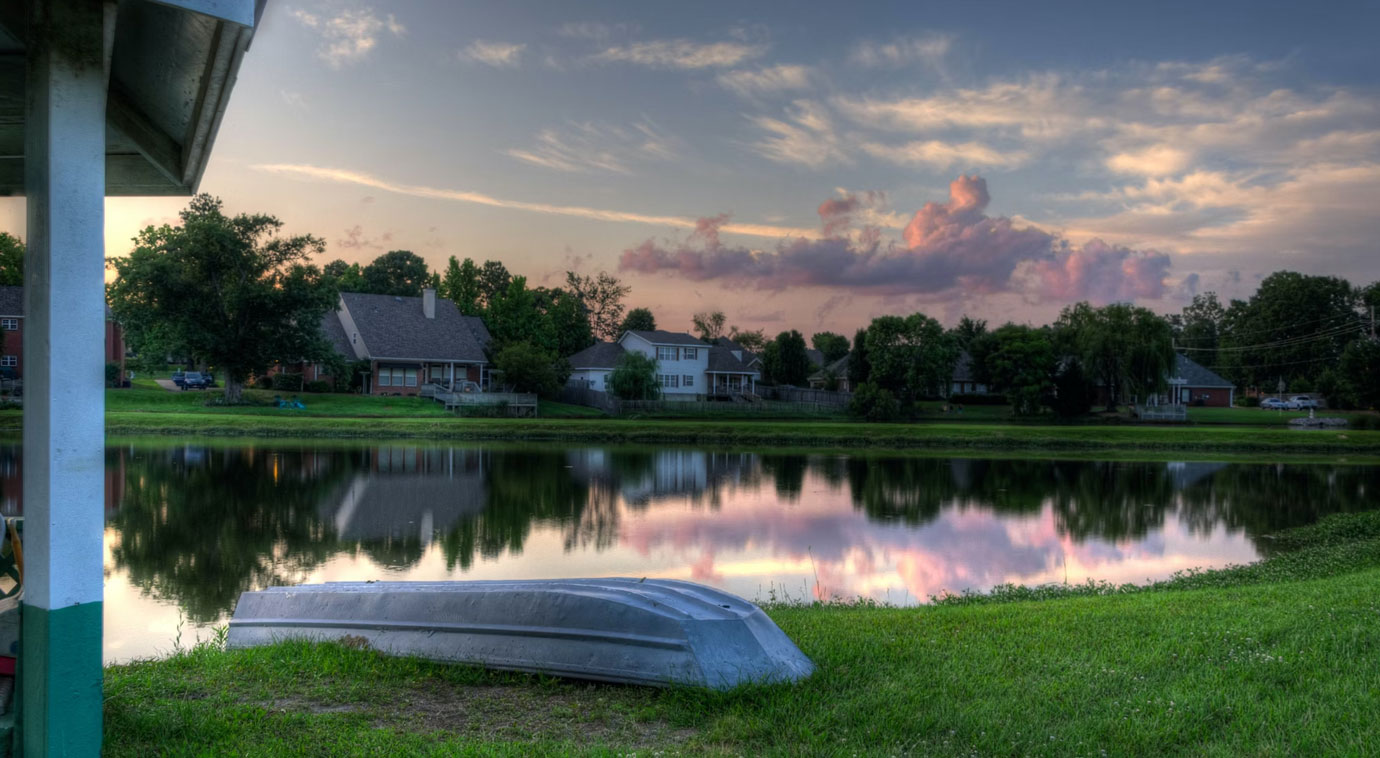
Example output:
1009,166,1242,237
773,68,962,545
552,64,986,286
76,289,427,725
107,194,336,402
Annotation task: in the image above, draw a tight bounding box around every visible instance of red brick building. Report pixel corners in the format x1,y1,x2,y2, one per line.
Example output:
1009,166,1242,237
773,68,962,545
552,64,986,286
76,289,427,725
274,289,490,395
0,285,126,380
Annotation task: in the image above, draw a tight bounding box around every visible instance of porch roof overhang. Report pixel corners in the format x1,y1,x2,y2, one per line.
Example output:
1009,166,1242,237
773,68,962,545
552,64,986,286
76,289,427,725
371,356,488,365
0,0,265,196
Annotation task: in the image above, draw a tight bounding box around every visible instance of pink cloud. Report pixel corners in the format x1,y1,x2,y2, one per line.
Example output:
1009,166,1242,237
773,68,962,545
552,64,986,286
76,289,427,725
618,175,1175,302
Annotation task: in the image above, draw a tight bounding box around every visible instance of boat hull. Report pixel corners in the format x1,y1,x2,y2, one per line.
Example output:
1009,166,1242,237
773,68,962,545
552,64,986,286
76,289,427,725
227,579,815,690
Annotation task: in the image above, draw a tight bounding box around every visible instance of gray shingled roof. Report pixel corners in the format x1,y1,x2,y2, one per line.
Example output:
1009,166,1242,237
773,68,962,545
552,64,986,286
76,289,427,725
625,329,706,347
569,341,626,369
341,292,488,363
0,286,21,317
1173,353,1234,388
707,346,757,374
809,354,849,381
320,310,354,358
716,339,761,366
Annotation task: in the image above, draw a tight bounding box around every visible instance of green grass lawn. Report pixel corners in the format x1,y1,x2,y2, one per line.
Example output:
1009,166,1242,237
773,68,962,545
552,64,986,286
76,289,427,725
1186,405,1376,426
103,512,1380,756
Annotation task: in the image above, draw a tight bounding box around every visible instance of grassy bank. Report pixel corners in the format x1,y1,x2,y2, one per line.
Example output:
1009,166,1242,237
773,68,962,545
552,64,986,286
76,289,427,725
105,512,1380,756
1,385,1376,453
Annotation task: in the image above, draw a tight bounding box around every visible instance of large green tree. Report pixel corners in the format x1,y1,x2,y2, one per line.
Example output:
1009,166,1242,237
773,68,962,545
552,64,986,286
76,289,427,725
948,315,988,352
971,324,1057,415
1170,292,1226,368
619,307,657,334
847,326,870,389
565,271,629,341
107,194,336,402
491,341,562,397
362,250,431,296
863,313,957,405
1217,272,1360,388
534,286,595,358
727,326,767,352
0,232,22,286
811,332,850,363
322,259,365,292
692,310,727,343
1059,302,1174,410
441,256,482,315
478,260,512,311
763,330,812,386
485,276,546,352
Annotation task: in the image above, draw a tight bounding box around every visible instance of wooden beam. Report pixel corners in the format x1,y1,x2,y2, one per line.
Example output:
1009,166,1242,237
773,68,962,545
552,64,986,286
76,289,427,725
107,85,184,188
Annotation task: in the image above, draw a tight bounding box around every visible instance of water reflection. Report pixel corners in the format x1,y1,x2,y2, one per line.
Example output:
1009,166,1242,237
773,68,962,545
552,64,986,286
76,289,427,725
4,442,1374,661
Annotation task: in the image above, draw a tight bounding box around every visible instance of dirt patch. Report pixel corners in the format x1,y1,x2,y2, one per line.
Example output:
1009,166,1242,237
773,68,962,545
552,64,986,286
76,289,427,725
378,682,697,750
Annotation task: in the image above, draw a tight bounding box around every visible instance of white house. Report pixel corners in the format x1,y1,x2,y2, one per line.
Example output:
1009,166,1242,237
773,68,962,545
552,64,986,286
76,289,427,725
566,330,759,399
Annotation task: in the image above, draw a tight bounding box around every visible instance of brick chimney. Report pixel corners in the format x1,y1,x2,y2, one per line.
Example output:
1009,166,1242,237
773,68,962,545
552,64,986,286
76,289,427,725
422,287,436,319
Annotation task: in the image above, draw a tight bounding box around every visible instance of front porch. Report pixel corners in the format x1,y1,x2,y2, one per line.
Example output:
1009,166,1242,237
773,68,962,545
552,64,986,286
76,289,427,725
707,372,756,398
368,361,485,395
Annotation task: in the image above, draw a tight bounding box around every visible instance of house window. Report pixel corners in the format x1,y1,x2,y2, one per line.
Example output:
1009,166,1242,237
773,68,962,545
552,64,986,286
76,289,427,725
682,347,697,360
376,367,393,386
0,356,14,367
656,346,677,361
659,374,679,388
0,319,16,331
683,375,694,387
405,368,418,387
429,366,443,381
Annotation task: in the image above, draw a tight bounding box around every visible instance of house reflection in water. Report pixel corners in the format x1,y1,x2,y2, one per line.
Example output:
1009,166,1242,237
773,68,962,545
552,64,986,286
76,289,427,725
318,447,488,550
564,448,760,506
0,444,127,517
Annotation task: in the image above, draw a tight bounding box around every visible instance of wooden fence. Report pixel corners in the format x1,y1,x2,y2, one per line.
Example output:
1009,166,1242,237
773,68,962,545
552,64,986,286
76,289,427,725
759,385,851,406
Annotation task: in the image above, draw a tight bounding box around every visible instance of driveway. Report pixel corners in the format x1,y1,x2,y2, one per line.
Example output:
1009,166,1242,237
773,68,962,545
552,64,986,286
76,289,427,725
154,379,181,391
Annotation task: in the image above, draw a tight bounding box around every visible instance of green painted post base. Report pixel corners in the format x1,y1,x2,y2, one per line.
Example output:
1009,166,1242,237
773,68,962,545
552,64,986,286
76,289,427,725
17,603,103,756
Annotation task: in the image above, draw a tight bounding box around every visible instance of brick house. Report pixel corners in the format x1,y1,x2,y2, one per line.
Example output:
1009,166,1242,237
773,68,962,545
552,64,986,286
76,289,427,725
326,288,491,395
0,285,126,380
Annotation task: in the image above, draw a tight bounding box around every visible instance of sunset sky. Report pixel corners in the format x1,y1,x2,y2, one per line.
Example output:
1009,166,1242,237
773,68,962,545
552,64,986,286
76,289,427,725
4,0,1378,334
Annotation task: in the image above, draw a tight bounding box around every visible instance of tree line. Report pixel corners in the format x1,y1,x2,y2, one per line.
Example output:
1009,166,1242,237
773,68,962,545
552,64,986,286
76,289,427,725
14,195,1374,410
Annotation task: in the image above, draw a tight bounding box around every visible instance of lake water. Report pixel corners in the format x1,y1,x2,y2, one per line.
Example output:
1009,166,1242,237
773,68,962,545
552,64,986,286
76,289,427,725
1,442,1374,663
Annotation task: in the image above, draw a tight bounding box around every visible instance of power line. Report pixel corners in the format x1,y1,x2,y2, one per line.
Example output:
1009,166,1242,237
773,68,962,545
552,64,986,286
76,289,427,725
1172,311,1364,345
1177,324,1363,353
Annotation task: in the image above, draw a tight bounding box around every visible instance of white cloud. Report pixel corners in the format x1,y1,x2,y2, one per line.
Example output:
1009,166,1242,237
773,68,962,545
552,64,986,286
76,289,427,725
594,38,765,69
292,7,405,68
717,64,812,98
748,100,850,169
506,120,682,174
460,40,526,68
849,33,953,69
860,140,1029,169
1105,145,1192,176
252,163,817,239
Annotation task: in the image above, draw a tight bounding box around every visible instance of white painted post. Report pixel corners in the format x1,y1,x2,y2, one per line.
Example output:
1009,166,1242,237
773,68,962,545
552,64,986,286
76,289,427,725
21,0,110,754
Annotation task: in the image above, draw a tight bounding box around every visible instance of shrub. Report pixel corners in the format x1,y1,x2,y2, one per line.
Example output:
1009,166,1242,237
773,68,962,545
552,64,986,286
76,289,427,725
106,362,122,387
848,381,900,422
1241,395,1261,408
303,380,331,394
492,341,560,397
254,376,273,390
271,373,303,392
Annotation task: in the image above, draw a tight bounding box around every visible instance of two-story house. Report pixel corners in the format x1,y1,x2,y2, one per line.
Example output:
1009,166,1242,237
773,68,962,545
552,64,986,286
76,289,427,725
566,329,759,399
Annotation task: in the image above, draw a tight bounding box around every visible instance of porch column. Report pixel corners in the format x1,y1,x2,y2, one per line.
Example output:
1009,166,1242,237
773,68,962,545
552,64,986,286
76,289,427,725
449,361,455,390
21,1,111,754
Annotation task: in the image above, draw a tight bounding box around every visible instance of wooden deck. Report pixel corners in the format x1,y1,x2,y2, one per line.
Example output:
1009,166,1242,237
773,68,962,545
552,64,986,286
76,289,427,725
432,389,538,417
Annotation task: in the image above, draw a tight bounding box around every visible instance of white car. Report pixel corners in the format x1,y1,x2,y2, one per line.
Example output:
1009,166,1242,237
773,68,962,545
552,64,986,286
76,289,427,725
1289,395,1319,410
1260,397,1290,410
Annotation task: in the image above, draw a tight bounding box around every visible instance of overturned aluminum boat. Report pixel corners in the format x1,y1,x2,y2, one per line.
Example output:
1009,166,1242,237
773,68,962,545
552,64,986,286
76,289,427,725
227,579,815,690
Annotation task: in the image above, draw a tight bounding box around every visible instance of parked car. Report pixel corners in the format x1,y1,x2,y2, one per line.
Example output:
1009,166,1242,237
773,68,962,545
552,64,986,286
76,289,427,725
181,371,210,390
1260,397,1290,410
172,370,186,388
1289,395,1319,410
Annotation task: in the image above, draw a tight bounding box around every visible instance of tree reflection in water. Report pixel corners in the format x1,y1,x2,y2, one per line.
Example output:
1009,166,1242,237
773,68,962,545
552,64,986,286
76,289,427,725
51,443,1375,623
